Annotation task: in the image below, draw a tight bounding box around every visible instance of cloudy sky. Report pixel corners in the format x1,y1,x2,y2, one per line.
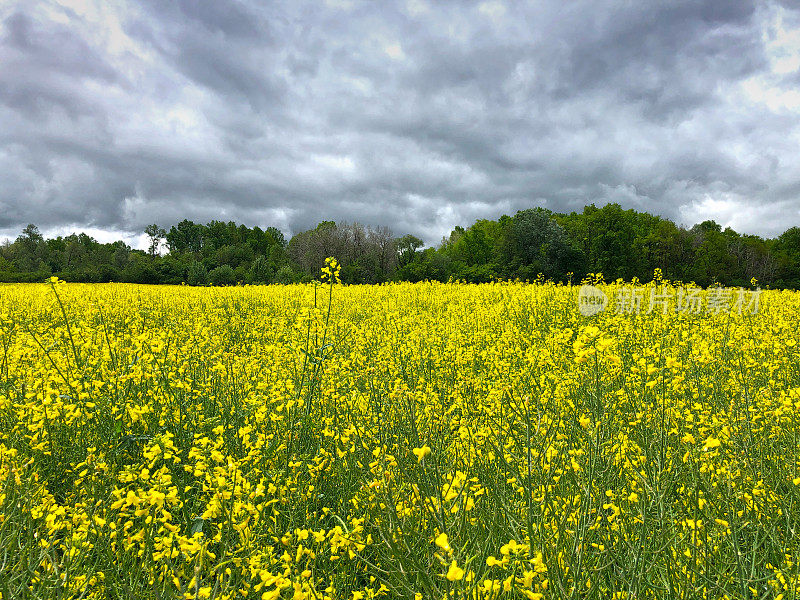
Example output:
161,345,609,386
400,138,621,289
1,0,799,248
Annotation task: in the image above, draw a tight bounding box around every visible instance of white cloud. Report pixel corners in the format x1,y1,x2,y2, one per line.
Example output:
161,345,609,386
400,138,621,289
324,0,355,10
384,42,405,60
678,194,799,238
740,76,800,111
405,0,429,17
764,4,800,75
478,1,506,22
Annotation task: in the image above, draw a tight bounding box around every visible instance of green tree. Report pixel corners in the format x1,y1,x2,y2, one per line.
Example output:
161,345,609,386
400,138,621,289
502,208,575,280
397,234,424,267
166,220,205,254
187,261,208,286
248,255,272,284
13,224,48,272
274,265,296,284
208,264,236,286
144,224,167,258
688,221,737,286
773,227,800,287
122,253,159,284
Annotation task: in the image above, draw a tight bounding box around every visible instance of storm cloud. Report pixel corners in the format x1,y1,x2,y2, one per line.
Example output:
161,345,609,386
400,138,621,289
1,0,799,247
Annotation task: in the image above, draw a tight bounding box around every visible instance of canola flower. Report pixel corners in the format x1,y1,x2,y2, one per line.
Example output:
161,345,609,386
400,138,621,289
413,445,432,462
1,269,800,599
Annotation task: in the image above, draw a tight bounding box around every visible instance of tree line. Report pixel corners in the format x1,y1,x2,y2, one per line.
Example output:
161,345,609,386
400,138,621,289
1,204,799,288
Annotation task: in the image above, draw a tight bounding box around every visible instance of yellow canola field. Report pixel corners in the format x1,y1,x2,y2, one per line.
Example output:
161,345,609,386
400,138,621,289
1,278,800,599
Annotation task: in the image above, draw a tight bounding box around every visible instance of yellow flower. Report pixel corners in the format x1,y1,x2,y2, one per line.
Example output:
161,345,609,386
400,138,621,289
435,532,450,551
412,446,431,462
703,436,721,451
321,257,342,284
446,560,464,581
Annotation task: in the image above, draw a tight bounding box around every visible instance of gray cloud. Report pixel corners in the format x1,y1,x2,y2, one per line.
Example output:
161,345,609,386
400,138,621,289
1,0,800,247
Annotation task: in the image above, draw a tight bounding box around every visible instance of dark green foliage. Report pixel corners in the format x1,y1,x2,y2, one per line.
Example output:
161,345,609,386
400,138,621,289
397,234,424,268
122,253,159,284
166,219,205,253
208,264,237,286
248,255,273,284
501,208,576,280
772,227,800,288
0,205,797,286
187,261,208,286
155,256,187,285
274,265,296,284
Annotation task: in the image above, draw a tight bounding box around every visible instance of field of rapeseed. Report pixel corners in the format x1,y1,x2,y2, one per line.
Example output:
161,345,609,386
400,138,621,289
2,267,800,599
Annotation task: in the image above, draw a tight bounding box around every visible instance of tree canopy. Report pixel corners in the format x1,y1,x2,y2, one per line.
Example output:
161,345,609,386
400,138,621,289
1,205,797,287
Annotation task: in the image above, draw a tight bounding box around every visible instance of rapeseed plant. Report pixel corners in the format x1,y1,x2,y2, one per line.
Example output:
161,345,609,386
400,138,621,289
0,273,798,598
